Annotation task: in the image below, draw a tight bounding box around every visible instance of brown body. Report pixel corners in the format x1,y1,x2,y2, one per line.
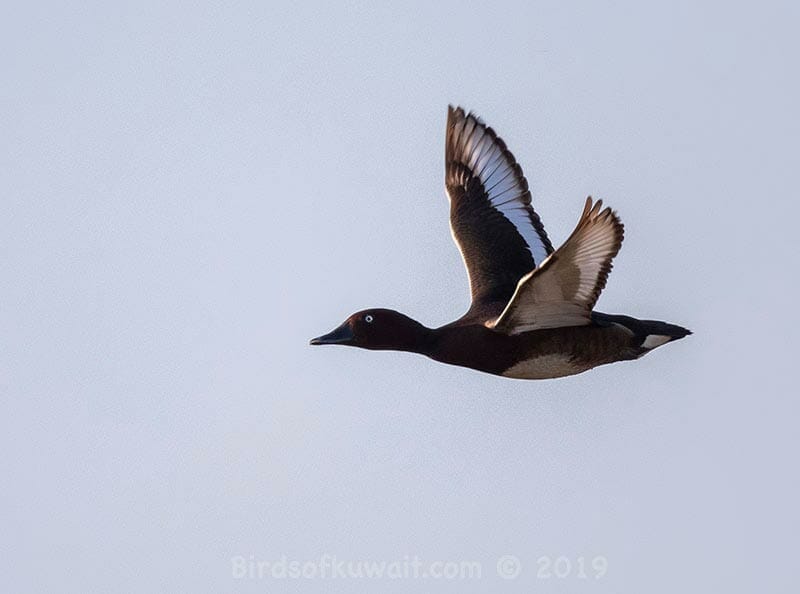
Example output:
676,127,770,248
429,321,637,378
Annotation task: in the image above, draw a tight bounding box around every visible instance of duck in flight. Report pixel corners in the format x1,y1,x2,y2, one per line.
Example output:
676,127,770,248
310,106,690,379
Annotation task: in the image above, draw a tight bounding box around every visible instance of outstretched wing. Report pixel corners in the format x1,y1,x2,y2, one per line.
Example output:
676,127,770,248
490,197,624,334
446,106,553,308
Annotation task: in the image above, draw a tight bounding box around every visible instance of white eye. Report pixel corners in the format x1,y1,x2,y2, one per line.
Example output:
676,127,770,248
364,314,374,323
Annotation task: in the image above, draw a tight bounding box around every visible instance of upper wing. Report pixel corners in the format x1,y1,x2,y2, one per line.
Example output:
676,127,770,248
446,106,553,308
490,197,624,334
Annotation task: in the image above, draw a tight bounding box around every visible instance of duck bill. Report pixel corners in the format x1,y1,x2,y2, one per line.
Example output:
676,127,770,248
309,322,354,346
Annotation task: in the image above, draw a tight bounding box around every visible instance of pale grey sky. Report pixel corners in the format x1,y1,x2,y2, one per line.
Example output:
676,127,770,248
3,1,798,592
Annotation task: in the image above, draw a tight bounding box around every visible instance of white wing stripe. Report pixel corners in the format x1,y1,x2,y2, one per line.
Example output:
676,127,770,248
484,161,513,187
456,117,550,265
486,174,516,198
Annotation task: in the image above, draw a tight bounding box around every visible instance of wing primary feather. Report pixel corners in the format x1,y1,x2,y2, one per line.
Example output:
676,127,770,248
445,106,555,310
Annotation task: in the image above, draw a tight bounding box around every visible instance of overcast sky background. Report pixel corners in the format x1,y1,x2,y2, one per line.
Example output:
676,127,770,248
3,1,798,592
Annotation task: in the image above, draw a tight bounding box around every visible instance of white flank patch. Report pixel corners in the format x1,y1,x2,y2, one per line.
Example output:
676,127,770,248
643,334,672,349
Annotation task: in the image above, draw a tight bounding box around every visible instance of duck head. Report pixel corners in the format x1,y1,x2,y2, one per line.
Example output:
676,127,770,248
310,308,432,353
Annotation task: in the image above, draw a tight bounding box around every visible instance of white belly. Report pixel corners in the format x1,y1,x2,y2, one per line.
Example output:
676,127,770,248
501,354,588,379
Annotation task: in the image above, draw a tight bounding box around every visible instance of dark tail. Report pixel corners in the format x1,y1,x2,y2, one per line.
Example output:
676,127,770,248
592,312,691,355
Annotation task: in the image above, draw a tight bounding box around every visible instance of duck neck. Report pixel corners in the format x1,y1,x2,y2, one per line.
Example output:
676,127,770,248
390,319,437,355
